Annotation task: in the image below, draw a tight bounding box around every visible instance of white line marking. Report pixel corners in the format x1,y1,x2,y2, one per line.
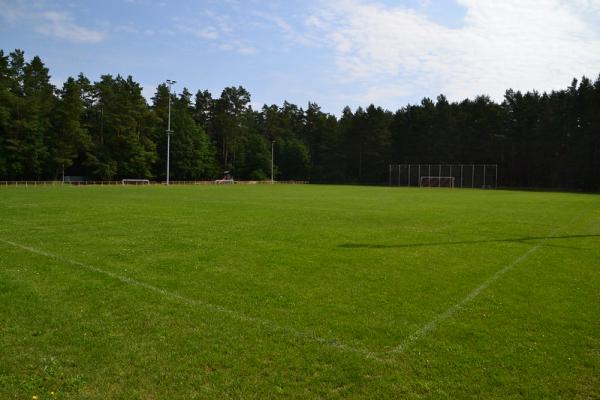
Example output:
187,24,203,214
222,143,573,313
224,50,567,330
2,213,584,363
0,238,382,362
387,214,583,355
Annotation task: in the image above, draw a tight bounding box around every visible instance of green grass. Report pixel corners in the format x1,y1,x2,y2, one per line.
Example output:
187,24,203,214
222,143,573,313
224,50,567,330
0,184,598,399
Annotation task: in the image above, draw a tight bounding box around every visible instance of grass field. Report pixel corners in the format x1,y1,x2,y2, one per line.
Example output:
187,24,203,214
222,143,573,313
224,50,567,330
0,184,598,399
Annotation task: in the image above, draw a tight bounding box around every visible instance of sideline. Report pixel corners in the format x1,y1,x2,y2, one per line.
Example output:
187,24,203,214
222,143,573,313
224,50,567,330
0,238,382,362
1,212,584,362
387,213,583,355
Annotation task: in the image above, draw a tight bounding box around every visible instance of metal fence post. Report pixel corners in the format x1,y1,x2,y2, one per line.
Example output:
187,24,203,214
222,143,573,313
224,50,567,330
483,165,486,188
495,164,498,188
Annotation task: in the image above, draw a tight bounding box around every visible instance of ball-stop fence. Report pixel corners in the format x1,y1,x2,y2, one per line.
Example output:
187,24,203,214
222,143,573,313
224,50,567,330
389,164,498,189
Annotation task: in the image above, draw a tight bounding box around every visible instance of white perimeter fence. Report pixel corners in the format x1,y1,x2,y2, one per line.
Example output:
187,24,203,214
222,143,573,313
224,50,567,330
389,164,498,189
0,180,308,187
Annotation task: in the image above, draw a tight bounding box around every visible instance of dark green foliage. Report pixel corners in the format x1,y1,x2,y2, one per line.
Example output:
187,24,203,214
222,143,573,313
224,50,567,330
302,102,343,182
49,78,91,179
0,48,599,190
211,86,252,169
86,74,157,180
278,138,310,180
235,132,272,180
192,89,212,133
0,51,53,179
342,104,392,183
152,87,217,180
0,50,16,178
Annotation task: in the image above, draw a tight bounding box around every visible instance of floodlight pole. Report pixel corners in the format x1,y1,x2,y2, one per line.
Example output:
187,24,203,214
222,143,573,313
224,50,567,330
165,79,176,185
271,140,275,184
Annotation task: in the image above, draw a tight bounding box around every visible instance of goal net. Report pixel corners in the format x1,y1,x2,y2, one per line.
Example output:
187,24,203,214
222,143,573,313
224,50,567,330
122,179,150,185
419,176,455,188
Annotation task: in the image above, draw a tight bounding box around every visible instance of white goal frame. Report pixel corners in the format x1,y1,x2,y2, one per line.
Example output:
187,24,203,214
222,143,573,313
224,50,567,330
419,176,455,188
122,179,150,185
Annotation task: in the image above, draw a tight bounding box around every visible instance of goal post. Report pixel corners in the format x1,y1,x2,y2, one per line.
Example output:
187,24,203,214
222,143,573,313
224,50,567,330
122,179,150,185
419,176,455,188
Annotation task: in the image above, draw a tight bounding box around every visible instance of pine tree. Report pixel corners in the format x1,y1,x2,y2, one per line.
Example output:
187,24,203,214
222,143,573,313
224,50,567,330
86,75,157,179
48,77,91,179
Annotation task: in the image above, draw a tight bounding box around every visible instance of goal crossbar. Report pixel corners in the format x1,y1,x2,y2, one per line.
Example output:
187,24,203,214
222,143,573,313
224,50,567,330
419,176,455,188
122,179,150,185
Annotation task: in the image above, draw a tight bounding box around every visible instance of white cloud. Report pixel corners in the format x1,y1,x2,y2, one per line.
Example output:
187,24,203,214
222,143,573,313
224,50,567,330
177,24,219,40
310,0,600,104
175,10,259,55
0,1,24,23
36,11,106,43
237,45,257,55
569,0,600,13
361,83,410,104
253,11,316,47
218,41,257,55
0,1,106,43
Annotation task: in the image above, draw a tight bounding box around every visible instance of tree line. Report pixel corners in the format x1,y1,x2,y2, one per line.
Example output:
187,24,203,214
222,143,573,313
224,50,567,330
1,49,599,190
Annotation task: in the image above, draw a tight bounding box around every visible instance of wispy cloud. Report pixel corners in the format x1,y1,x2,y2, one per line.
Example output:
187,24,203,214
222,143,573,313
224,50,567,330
175,20,256,55
0,1,106,44
569,0,600,14
175,10,258,55
0,0,24,23
177,24,219,40
252,10,316,47
309,0,600,104
36,11,106,43
218,41,257,55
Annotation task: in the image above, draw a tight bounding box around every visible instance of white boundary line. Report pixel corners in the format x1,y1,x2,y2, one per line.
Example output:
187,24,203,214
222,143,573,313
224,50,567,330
0,239,382,362
0,213,584,363
387,213,583,355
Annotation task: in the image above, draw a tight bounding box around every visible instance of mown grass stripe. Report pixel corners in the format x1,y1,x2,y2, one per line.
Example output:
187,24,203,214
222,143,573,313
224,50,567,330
388,213,583,355
0,238,384,362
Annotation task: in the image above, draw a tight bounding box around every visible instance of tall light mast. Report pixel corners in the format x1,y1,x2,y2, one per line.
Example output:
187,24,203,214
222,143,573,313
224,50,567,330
165,79,176,185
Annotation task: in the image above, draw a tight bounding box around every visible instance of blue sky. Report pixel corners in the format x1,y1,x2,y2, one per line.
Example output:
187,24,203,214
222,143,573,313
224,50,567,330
2,0,600,114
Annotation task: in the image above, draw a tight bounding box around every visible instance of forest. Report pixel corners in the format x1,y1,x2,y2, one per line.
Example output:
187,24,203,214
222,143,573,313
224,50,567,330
0,49,599,190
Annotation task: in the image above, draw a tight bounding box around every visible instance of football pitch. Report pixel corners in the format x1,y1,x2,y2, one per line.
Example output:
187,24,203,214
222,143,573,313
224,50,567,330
1,184,598,399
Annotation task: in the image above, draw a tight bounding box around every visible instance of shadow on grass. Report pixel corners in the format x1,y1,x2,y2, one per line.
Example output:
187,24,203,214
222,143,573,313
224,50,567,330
339,234,599,250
